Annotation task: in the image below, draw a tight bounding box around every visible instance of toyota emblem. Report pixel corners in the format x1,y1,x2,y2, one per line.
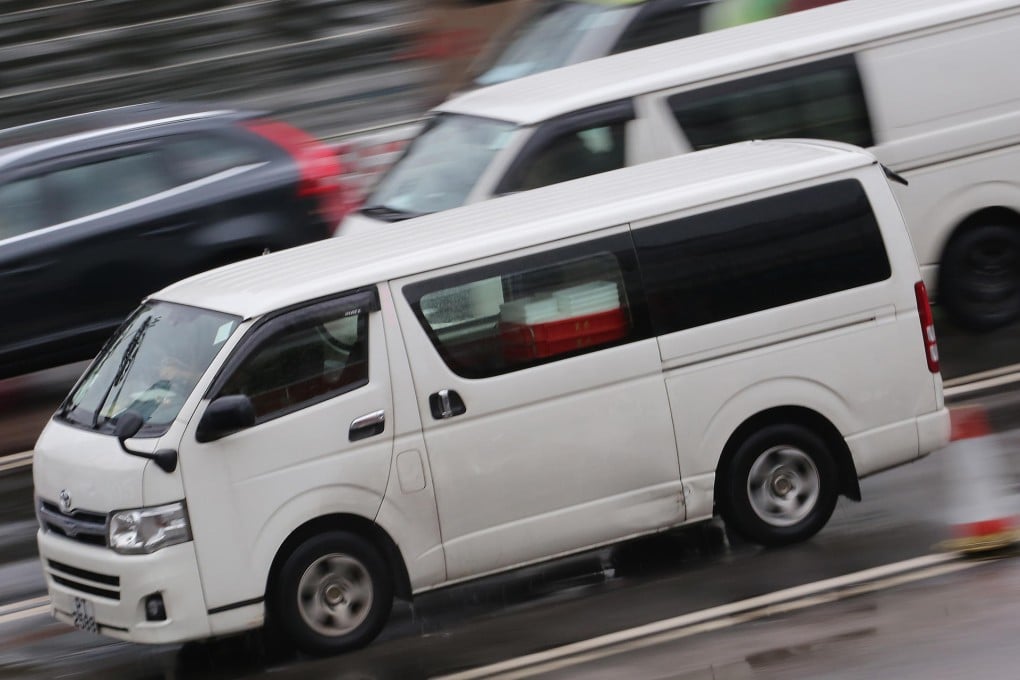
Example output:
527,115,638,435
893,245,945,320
58,489,74,514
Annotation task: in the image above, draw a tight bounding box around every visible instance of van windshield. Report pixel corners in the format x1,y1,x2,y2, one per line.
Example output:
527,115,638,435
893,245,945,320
59,302,240,437
363,114,516,219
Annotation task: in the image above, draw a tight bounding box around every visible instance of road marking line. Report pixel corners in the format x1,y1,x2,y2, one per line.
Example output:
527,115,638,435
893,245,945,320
435,553,970,680
0,450,33,473
0,596,50,627
945,369,1020,399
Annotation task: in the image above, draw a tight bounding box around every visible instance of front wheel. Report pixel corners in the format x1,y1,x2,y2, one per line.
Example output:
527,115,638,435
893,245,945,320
272,531,393,656
718,424,839,547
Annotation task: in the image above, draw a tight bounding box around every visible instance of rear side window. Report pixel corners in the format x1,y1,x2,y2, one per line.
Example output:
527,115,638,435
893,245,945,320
404,234,650,378
0,177,47,238
633,179,891,334
669,55,874,151
165,133,264,184
47,151,173,223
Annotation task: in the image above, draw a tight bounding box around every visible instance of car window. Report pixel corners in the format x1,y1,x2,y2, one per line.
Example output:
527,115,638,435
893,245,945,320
0,177,47,239
216,306,369,422
366,113,515,217
46,151,173,223
165,133,264,184
499,122,626,193
669,54,874,151
473,2,630,86
404,233,649,378
633,179,891,333
611,4,706,53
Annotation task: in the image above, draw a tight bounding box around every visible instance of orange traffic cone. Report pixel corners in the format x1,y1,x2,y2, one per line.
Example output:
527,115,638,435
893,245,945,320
942,406,1019,553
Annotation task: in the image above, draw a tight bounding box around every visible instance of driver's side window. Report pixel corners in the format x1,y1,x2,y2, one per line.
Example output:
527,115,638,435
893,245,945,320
216,305,369,422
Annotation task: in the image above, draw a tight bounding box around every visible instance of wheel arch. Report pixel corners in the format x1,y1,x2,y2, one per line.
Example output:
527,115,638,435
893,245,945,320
265,513,413,609
714,405,861,505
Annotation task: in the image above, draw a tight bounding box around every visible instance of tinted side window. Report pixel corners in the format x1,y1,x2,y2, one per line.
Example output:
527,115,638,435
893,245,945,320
0,177,48,238
634,180,891,334
404,234,650,378
165,133,264,184
499,122,626,193
669,55,874,150
216,305,369,422
612,4,705,53
47,151,173,223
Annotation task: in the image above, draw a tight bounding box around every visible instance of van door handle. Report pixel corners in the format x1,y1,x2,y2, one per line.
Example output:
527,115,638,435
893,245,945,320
349,410,385,441
429,389,466,420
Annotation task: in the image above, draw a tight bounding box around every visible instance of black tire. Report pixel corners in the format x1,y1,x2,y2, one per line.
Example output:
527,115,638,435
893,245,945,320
272,531,393,656
940,223,1020,332
718,424,839,547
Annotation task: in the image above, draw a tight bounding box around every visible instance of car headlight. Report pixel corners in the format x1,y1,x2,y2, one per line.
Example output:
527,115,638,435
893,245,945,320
108,501,192,555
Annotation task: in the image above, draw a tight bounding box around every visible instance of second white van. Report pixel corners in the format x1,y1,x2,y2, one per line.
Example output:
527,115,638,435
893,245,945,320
34,140,948,657
345,0,1020,332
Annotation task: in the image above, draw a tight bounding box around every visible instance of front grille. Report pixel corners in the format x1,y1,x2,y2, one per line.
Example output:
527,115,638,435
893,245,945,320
39,500,107,547
47,560,121,601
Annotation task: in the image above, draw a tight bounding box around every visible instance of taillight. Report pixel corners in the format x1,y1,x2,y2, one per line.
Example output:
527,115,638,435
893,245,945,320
244,120,351,229
914,281,940,373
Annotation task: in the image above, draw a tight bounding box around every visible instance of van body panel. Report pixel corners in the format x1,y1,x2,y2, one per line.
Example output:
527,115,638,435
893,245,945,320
38,531,210,643
844,417,921,479
175,310,394,613
375,283,447,590
394,239,682,578
861,14,1020,145
34,419,148,514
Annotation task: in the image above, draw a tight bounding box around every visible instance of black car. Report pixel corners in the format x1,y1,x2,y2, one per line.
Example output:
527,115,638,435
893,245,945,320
0,102,345,380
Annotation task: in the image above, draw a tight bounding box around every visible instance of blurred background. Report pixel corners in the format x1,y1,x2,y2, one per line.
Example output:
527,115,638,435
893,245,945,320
2,1,1020,678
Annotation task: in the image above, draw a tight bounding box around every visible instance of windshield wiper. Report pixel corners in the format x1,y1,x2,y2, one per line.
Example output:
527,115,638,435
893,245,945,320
359,204,424,223
91,318,154,429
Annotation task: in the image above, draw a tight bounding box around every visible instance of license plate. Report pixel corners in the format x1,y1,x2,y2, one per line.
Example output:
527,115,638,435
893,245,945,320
72,596,98,635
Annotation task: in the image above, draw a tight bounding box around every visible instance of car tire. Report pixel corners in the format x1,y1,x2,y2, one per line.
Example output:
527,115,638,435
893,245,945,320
718,424,839,547
272,531,393,656
940,223,1020,332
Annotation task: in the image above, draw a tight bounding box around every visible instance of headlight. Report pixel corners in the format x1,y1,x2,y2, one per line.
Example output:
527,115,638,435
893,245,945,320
108,501,191,555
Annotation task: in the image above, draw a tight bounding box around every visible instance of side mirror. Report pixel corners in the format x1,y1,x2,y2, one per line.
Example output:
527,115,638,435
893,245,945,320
114,411,145,440
113,411,178,473
196,395,256,443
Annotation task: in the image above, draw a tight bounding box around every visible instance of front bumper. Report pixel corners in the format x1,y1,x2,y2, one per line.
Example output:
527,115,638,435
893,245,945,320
37,529,212,644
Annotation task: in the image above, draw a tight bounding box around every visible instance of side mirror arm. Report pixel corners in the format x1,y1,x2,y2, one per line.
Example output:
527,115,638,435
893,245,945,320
116,438,178,473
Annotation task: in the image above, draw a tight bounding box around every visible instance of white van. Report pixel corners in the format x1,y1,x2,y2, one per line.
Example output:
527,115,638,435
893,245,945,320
344,0,1020,331
34,140,949,656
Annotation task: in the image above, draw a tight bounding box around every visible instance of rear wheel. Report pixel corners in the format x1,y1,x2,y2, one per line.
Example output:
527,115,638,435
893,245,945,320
940,223,1020,332
272,531,393,656
718,424,839,547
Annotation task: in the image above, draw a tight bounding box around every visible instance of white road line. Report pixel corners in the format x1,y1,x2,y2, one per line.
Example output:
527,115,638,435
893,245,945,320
0,596,50,627
435,553,971,680
945,368,1020,399
0,450,33,474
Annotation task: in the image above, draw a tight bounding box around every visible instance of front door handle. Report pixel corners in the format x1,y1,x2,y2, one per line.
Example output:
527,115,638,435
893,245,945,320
349,410,385,441
429,389,466,420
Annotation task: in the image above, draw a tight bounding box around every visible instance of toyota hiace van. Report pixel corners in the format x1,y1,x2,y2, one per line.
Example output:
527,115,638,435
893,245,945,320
345,0,1020,331
35,140,949,655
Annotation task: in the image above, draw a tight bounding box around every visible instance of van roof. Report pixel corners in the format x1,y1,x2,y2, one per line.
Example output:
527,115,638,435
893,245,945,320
438,0,1016,126
155,140,875,318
